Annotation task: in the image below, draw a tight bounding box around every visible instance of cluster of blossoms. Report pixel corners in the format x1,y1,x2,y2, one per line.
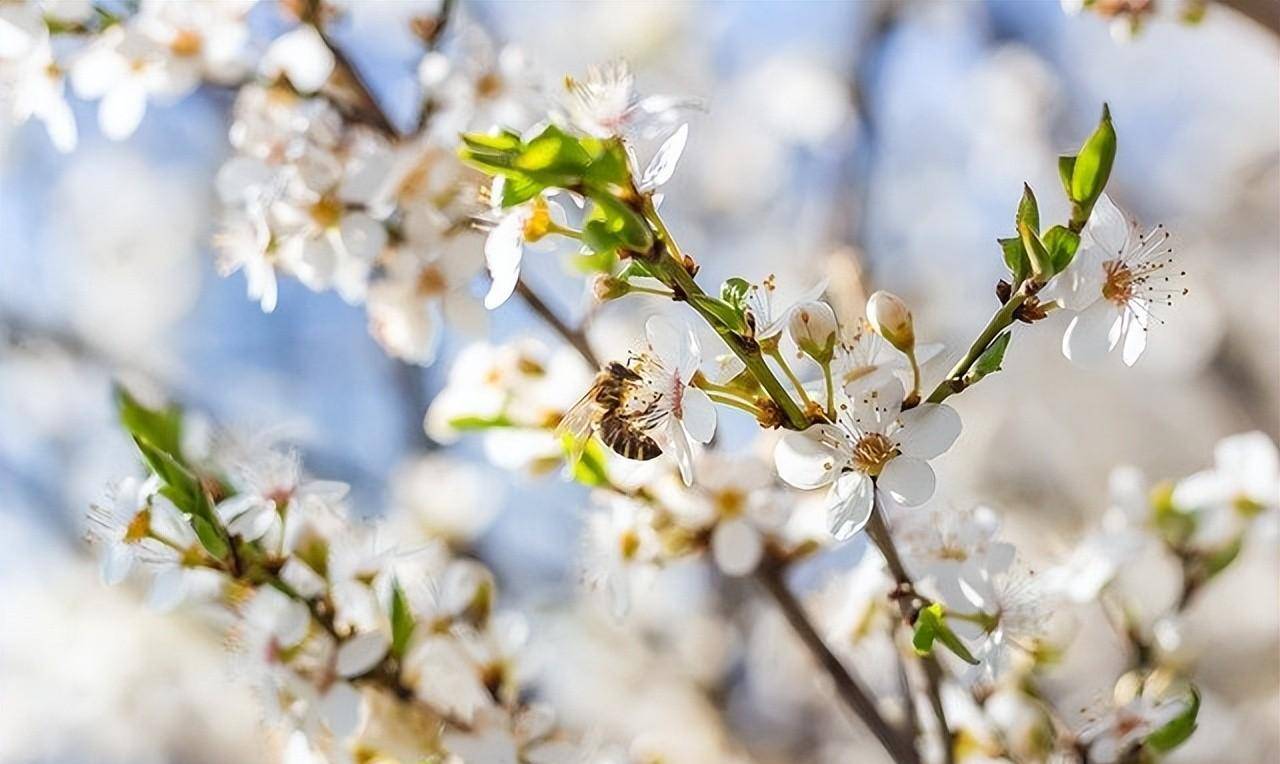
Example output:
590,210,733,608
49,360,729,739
89,388,607,763
30,1,1264,758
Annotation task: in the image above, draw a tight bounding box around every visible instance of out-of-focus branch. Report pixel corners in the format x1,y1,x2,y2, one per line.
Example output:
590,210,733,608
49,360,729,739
515,277,601,369
865,503,955,764
1215,0,1280,38
756,557,920,764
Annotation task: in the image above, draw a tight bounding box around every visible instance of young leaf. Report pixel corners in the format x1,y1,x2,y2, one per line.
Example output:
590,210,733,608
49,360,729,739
115,384,183,463
1070,104,1116,209
1042,225,1081,275
446,413,516,431
1144,686,1200,753
1019,221,1052,282
999,236,1029,285
570,438,612,488
1017,183,1040,235
912,604,980,665
133,436,227,557
965,331,1011,385
1058,155,1077,199
390,579,415,659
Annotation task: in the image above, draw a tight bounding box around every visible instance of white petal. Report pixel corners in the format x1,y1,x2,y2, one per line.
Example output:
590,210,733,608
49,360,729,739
101,543,135,585
146,566,187,612
320,682,364,739
679,386,717,443
645,315,699,377
336,631,389,678
483,214,525,309
712,519,763,576
1062,301,1121,365
827,471,873,541
878,456,935,507
264,26,335,94
666,423,696,486
277,597,312,648
640,123,688,190
99,79,147,140
339,213,388,262
774,426,841,489
1120,308,1148,366
229,505,277,542
1086,192,1130,257
895,404,961,459
40,97,77,152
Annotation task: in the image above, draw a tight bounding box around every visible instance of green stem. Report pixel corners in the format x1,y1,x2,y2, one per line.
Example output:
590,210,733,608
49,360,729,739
639,200,809,430
706,391,764,417
924,287,1028,405
822,361,836,419
768,346,814,407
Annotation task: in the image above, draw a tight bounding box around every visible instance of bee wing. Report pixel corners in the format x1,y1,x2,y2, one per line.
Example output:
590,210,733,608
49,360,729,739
555,388,600,468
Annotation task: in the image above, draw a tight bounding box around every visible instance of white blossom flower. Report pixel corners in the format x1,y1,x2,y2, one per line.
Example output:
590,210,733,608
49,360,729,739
831,318,942,397
133,0,254,86
215,442,349,548
561,59,699,140
581,497,660,618
742,274,826,343
482,188,567,309
774,379,960,540
1077,693,1191,763
1042,193,1184,366
953,566,1050,680
418,30,541,138
260,25,335,95
0,4,77,151
213,211,277,312
1172,430,1279,549
897,504,1016,607
626,316,718,485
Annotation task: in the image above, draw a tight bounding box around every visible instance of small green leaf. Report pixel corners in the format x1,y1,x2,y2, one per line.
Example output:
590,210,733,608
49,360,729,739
390,579,416,659
498,173,544,207
1071,104,1116,208
446,414,516,431
1058,155,1076,199
999,236,1029,285
1144,686,1200,753
135,436,228,558
1019,221,1051,281
115,384,184,464
690,294,747,333
913,604,980,665
1017,184,1040,235
569,438,611,488
1041,225,1081,275
965,331,1011,385
514,125,592,176
581,198,653,255
1203,535,1243,578
720,278,751,313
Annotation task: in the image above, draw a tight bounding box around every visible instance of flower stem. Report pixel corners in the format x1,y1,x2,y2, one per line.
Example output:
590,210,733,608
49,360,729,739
924,286,1028,406
638,199,810,430
704,391,764,417
865,500,956,764
767,346,815,408
755,557,920,764
822,360,836,419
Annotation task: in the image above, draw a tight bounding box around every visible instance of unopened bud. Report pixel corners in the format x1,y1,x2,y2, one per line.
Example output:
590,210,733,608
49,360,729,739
592,275,631,303
866,290,915,353
787,301,838,363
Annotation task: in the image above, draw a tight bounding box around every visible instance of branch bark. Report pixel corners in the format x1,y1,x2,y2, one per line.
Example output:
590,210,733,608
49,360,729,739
515,277,601,368
1216,0,1280,39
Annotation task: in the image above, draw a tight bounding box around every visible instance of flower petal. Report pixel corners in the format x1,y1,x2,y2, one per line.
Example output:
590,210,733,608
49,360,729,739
320,682,364,739
712,519,763,576
336,631,390,678
99,78,147,140
1086,192,1131,258
827,471,873,541
774,426,841,489
1120,307,1148,366
878,456,935,507
1062,301,1121,365
146,566,187,612
645,315,699,378
640,123,688,190
895,404,961,459
101,543,135,585
483,212,525,309
679,386,717,443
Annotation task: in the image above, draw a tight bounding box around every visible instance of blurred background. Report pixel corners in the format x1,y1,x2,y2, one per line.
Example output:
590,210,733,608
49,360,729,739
1,1,1276,762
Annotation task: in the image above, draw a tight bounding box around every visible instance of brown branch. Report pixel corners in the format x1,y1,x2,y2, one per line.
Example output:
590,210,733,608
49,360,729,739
864,503,955,764
1215,0,1280,38
755,558,920,764
514,277,601,368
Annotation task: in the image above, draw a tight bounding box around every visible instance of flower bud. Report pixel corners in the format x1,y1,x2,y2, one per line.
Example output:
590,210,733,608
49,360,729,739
866,290,915,354
592,274,631,303
787,301,838,363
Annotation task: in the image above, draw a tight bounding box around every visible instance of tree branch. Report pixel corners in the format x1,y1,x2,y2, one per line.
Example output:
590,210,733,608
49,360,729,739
514,277,601,368
756,557,920,764
1215,0,1280,38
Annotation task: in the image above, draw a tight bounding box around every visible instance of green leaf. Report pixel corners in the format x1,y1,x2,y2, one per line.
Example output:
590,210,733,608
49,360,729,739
1058,155,1076,199
446,413,516,431
581,197,653,255
1017,184,1040,235
390,579,416,660
570,438,612,488
514,125,592,176
1203,535,1243,578
115,385,183,464
720,278,751,313
1144,686,1200,753
1070,104,1116,210
498,173,544,207
133,436,226,558
999,236,1029,285
1041,225,1081,275
582,138,633,187
965,331,1011,385
1019,221,1051,281
912,604,979,665
690,294,747,333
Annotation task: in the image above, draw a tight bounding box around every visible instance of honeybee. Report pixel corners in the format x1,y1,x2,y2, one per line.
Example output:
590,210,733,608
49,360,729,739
559,361,663,463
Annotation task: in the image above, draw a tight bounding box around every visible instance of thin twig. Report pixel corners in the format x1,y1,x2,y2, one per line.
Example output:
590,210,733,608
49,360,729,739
865,503,955,764
755,557,919,764
515,277,601,368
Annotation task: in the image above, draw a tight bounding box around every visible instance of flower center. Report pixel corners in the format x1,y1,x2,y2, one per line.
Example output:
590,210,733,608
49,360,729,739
124,508,152,544
715,489,746,519
521,197,554,243
1102,259,1135,305
851,433,896,476
308,196,343,229
476,72,504,99
619,529,641,560
416,265,447,297
170,29,203,57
